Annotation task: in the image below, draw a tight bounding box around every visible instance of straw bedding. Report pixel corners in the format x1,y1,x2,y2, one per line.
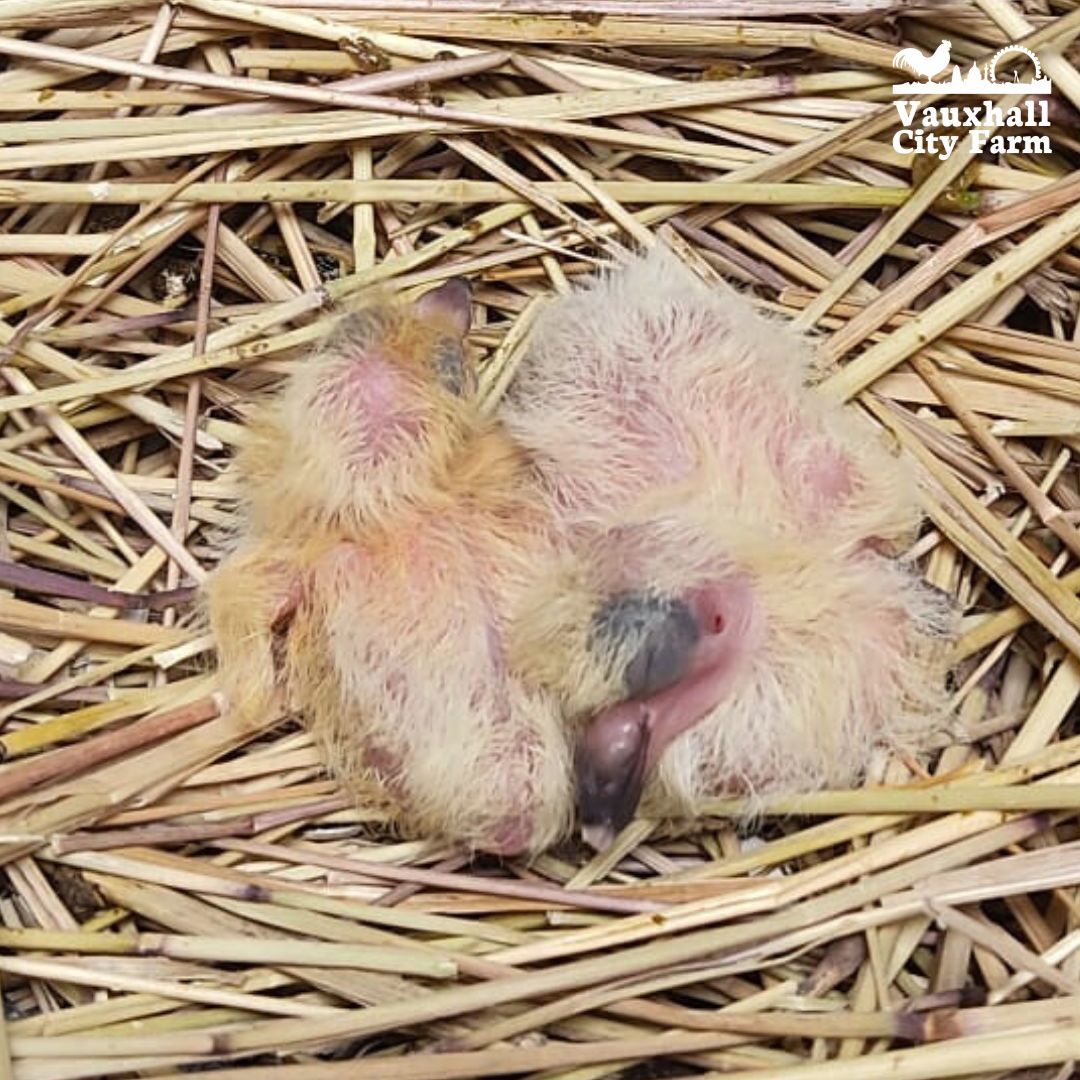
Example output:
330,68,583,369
0,1,1079,1077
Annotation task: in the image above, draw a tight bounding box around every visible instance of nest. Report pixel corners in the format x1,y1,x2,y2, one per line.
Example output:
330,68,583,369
1,1,1080,1077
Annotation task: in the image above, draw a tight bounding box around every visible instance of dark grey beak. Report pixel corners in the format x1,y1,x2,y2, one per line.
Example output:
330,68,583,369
575,710,650,851
415,276,472,338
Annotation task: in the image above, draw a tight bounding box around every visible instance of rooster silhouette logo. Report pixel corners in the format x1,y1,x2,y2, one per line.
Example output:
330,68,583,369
892,40,1051,95
892,39,952,83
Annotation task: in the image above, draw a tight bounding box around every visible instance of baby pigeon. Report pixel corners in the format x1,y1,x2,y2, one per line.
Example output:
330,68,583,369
206,281,571,855
502,247,952,849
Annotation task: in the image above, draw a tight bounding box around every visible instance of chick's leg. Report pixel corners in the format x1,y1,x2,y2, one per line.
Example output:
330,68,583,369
204,542,303,726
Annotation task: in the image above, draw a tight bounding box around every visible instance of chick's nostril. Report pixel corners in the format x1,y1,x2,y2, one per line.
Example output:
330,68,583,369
591,591,700,700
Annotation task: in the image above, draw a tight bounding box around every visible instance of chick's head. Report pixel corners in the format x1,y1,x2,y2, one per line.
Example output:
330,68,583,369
241,279,480,534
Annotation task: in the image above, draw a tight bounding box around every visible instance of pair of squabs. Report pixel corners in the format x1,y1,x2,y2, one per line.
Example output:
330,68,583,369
206,247,951,855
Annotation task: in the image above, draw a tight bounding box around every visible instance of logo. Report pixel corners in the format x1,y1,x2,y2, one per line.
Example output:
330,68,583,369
891,40,1052,159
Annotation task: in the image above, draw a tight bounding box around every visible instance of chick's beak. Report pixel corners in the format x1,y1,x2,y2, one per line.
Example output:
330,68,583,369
415,276,473,338
575,702,650,851
581,822,619,852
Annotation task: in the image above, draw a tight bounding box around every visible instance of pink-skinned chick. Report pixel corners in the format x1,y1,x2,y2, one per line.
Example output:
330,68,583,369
501,247,954,849
205,281,572,856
